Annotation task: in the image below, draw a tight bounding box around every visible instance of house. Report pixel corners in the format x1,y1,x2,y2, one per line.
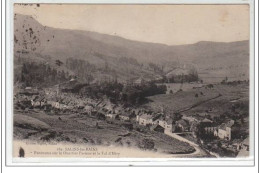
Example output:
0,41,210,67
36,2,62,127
201,118,213,124
214,129,218,137
158,117,174,132
217,124,231,140
215,120,235,140
114,106,123,114
241,137,249,151
106,112,119,120
84,105,94,115
154,75,164,83
119,114,130,121
165,118,175,132
182,115,199,124
138,113,161,126
104,103,116,112
119,112,131,121
204,126,218,135
49,98,70,110
31,97,45,107
237,137,249,157
135,109,145,121
176,119,190,132
201,118,217,135
51,101,60,109
134,77,148,85
158,117,167,128
59,103,69,110
25,87,32,90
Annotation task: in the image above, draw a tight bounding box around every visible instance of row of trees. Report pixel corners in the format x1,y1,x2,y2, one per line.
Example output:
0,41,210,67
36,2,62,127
17,62,70,87
79,82,167,105
65,58,96,83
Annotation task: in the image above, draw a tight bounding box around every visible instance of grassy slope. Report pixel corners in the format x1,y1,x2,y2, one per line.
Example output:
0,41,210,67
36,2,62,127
144,86,221,113
13,110,196,155
184,84,249,115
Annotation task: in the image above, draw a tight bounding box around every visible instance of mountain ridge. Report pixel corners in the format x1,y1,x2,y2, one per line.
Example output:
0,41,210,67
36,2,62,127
14,13,250,84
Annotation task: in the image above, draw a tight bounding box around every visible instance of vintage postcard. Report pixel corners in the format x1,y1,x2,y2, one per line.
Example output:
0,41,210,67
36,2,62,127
7,1,255,166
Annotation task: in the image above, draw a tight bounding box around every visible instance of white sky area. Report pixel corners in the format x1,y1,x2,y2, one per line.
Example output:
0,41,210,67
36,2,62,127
14,4,250,45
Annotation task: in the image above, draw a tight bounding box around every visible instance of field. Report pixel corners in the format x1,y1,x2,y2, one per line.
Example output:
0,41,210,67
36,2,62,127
143,85,221,113
144,83,249,140
13,110,198,155
184,83,249,115
144,83,249,116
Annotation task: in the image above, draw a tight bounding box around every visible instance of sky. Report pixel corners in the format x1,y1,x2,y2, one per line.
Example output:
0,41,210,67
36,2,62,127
14,4,250,45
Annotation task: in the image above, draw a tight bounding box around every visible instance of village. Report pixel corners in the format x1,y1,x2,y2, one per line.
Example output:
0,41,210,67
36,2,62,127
13,76,250,158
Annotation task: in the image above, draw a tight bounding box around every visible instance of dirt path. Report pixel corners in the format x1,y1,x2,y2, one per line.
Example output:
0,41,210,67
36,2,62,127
164,131,209,157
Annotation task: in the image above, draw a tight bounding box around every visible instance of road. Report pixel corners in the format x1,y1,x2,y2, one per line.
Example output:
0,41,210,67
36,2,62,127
164,131,209,157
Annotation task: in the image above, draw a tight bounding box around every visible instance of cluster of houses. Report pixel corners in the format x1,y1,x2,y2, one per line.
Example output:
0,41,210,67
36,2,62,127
134,110,240,142
136,112,190,134
15,87,98,112
15,86,249,158
200,118,237,141
15,87,244,145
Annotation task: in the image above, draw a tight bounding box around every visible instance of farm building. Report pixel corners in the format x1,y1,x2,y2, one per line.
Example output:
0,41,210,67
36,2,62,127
137,113,161,126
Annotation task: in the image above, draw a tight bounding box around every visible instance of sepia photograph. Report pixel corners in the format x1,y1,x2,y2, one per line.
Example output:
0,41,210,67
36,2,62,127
11,3,252,161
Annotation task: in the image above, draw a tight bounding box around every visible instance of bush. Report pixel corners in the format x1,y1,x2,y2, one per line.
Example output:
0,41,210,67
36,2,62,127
139,138,155,150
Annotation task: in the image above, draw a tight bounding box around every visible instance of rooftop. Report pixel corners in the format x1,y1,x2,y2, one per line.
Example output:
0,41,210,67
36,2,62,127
176,119,189,127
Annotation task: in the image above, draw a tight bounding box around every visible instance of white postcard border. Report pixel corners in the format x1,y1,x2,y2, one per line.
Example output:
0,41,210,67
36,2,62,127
4,0,257,166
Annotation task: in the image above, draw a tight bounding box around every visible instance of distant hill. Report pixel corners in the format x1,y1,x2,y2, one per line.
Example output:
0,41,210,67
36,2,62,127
14,14,249,85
